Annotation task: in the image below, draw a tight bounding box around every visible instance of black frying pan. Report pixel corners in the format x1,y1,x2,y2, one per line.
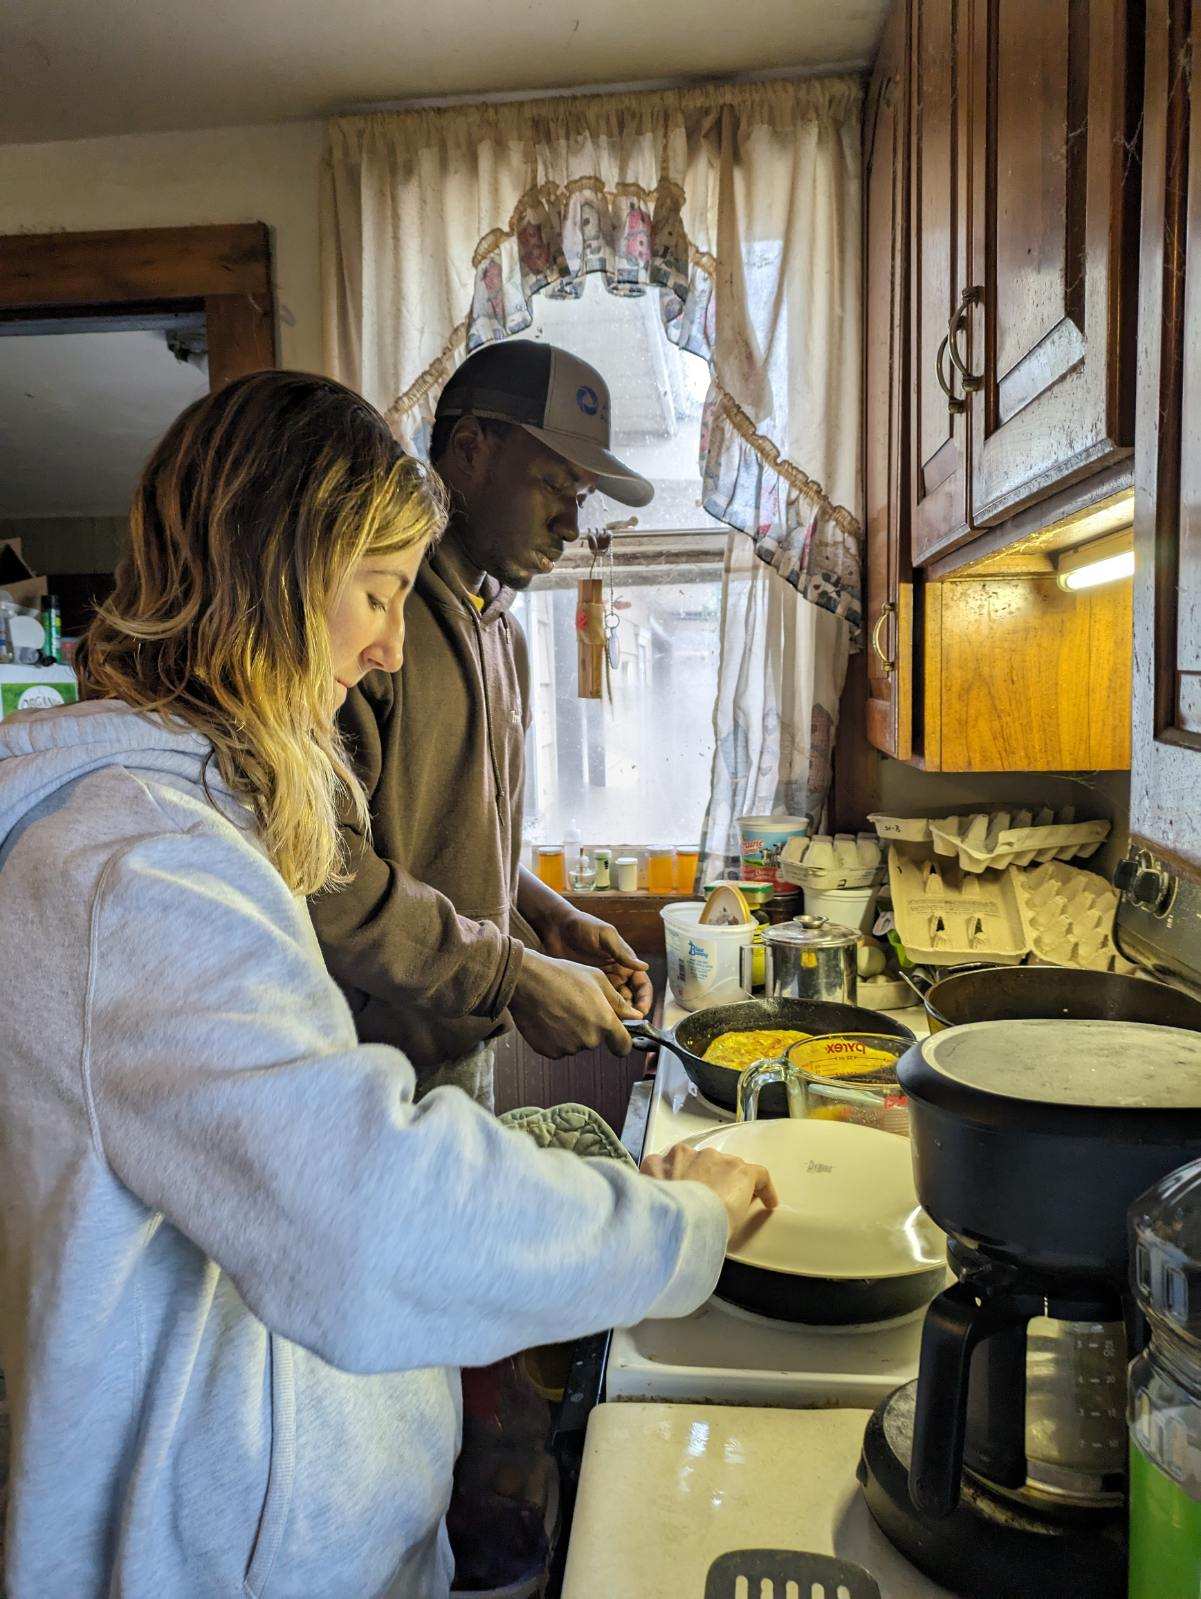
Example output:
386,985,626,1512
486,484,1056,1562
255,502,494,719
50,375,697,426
917,963,1201,1034
628,997,916,1116
713,1256,945,1325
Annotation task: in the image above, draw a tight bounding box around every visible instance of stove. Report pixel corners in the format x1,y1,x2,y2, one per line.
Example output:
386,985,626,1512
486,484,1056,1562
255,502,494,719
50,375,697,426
604,1003,934,1408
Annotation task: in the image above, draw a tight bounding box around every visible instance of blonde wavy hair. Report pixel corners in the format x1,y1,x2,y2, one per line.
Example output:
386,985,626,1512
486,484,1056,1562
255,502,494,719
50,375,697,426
75,370,448,896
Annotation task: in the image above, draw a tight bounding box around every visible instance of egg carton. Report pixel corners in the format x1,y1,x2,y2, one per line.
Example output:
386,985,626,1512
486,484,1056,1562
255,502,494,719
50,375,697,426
887,847,1027,967
1013,862,1138,974
869,807,1110,874
777,831,885,891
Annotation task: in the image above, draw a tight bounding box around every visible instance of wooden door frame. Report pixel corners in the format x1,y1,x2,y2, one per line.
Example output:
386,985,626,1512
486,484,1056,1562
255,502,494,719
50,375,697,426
0,223,277,389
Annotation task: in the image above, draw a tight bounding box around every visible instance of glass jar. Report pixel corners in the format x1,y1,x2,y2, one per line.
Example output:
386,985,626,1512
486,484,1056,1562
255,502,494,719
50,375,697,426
646,848,675,895
1128,1158,1201,1599
535,846,566,892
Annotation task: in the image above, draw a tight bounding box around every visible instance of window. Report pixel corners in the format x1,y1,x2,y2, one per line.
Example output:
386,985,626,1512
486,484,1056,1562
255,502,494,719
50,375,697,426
511,276,727,853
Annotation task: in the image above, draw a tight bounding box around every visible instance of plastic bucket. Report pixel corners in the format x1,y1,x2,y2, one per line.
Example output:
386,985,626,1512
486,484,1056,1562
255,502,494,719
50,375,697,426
661,901,754,1011
737,815,810,893
802,884,881,936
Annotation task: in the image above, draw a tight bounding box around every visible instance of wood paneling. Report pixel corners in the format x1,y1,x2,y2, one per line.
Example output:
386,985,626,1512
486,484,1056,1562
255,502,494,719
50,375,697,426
1130,0,1201,872
562,893,671,959
1088,577,1134,769
205,290,277,389
967,0,1141,527
865,0,915,758
492,955,667,1130
0,224,272,310
923,573,1132,771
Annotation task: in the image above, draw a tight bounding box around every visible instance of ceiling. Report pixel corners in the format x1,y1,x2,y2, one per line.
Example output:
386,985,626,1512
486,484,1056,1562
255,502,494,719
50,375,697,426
0,0,887,145
0,328,209,518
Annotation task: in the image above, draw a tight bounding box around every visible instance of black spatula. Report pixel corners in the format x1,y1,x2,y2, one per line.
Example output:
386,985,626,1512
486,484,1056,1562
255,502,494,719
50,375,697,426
704,1547,882,1599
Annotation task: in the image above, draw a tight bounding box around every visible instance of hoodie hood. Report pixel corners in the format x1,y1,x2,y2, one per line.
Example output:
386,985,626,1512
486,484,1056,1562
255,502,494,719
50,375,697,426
419,541,517,626
0,700,244,853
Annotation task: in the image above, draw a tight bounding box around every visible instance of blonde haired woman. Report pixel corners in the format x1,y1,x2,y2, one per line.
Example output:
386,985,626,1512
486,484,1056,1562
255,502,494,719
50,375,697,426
0,371,772,1598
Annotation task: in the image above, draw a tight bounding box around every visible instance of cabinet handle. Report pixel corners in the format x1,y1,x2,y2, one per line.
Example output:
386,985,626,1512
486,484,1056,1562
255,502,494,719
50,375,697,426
871,601,896,675
936,333,966,414
948,285,984,390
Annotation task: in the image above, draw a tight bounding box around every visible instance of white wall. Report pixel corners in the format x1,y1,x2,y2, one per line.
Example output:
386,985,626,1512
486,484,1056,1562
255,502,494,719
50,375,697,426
0,121,325,372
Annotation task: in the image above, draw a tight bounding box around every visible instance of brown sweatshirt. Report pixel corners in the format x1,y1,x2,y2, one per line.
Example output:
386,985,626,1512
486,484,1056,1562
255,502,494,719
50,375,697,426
310,542,532,1075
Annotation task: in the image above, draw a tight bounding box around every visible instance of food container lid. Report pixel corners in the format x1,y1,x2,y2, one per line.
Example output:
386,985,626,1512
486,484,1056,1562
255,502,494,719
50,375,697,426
703,878,776,904
761,915,860,950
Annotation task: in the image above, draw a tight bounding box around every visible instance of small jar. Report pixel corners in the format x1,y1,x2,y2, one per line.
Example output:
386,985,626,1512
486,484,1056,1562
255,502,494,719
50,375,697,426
647,848,675,895
592,848,611,890
535,846,566,892
614,856,639,893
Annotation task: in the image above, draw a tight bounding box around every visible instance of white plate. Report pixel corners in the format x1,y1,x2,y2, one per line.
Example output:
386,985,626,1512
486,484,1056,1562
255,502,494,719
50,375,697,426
689,1119,944,1281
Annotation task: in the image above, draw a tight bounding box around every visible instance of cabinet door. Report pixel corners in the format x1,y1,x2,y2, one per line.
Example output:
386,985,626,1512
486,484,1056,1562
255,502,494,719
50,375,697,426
1132,0,1201,873
865,0,914,758
966,0,1140,528
910,0,974,565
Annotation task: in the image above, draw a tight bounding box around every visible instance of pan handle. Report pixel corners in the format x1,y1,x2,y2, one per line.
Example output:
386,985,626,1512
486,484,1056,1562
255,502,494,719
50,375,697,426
624,1018,672,1053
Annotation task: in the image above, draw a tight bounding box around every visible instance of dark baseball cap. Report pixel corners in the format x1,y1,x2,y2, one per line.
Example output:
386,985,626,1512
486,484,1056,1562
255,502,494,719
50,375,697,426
434,340,654,508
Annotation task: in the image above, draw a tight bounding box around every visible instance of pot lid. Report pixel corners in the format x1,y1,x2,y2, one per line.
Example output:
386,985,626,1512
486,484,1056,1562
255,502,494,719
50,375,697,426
762,915,859,950
689,1119,945,1280
918,1019,1201,1109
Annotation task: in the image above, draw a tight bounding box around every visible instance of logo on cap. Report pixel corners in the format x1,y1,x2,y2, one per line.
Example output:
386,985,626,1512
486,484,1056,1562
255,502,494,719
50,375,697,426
575,385,600,417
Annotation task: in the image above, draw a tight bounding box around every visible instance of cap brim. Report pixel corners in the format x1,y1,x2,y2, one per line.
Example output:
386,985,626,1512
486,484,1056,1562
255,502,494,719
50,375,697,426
518,424,655,508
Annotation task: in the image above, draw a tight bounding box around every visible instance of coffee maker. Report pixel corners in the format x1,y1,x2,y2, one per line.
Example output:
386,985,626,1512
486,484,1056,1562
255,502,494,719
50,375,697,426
858,1017,1201,1598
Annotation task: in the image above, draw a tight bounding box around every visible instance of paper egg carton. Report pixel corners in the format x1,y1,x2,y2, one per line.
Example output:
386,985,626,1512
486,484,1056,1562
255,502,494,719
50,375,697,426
887,847,1027,967
869,807,1110,874
1013,862,1138,974
777,831,885,892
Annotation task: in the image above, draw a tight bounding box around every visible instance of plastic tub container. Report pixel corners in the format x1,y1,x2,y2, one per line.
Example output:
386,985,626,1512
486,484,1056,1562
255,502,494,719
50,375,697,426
661,901,754,1011
802,884,880,935
737,815,810,893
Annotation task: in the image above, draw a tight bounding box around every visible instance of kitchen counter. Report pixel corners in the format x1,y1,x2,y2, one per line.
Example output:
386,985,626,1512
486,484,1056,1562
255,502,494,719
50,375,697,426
561,1402,954,1598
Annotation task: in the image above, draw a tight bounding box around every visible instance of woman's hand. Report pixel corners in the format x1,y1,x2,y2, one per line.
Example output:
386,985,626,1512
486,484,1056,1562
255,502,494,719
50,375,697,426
641,1141,779,1240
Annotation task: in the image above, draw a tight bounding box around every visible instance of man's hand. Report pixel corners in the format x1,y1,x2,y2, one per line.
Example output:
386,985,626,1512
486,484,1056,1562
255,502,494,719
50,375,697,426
538,908,653,1017
509,948,640,1059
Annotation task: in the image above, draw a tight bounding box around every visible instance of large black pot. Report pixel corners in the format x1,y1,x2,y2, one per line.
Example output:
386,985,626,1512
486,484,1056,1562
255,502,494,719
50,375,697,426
898,1018,1201,1277
919,963,1201,1035
627,997,916,1115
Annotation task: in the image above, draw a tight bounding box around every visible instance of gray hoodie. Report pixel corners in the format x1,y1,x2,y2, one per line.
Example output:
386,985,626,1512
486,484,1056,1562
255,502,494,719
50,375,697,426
0,701,725,1599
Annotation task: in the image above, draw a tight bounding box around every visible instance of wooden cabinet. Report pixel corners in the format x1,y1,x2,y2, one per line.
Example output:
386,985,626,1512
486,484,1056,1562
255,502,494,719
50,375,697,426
1130,0,1201,873
966,0,1142,528
859,0,1141,773
910,0,973,565
864,0,914,759
907,0,1142,566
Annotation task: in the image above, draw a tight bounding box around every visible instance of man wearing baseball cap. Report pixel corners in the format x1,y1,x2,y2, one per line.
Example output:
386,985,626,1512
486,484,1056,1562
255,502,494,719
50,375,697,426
311,341,655,1105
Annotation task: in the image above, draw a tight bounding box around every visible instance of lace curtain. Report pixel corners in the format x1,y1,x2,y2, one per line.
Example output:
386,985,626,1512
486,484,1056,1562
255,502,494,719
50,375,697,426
701,533,851,873
321,77,864,632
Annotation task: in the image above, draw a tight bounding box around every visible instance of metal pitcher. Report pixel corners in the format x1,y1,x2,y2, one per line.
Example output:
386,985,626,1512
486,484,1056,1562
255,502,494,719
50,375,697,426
740,915,860,1005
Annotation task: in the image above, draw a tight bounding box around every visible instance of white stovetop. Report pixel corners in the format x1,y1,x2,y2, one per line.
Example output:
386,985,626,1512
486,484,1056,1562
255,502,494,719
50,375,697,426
605,996,932,1408
562,1403,953,1599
